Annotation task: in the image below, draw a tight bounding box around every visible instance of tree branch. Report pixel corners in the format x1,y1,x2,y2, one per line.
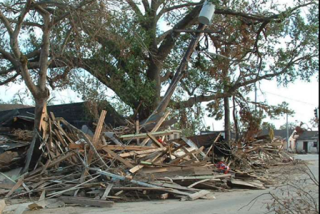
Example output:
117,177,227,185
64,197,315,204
0,10,14,35
0,72,19,85
157,5,202,62
11,0,33,58
157,2,201,19
215,2,315,22
125,0,143,17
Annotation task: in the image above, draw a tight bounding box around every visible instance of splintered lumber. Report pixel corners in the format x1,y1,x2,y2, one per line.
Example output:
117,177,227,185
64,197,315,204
146,133,164,147
5,177,24,198
59,196,114,208
129,152,163,174
100,145,154,151
181,137,206,158
104,132,123,145
206,133,221,156
119,147,167,158
168,174,231,181
101,184,114,200
92,168,162,188
140,111,171,146
27,152,76,178
230,179,266,189
0,200,5,214
101,147,134,168
187,190,211,201
120,130,182,140
92,110,107,147
169,147,204,165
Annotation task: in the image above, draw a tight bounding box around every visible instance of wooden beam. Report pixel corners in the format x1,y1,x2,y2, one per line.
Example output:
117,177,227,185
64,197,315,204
120,130,181,141
102,147,134,168
99,145,155,151
88,110,107,165
146,133,164,147
92,110,107,147
169,147,204,165
101,183,114,200
119,147,167,158
59,196,114,208
181,137,207,158
140,111,170,146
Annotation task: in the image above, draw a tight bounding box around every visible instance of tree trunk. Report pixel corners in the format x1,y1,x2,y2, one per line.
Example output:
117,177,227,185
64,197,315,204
224,97,231,143
22,94,49,173
233,96,240,141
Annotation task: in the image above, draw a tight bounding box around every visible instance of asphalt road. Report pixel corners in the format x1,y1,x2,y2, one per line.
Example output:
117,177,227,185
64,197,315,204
5,154,319,214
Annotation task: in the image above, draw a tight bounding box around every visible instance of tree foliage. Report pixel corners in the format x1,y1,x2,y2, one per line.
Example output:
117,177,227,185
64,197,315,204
1,0,319,132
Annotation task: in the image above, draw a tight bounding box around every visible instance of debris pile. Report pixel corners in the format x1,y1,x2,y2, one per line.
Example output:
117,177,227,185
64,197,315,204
0,109,294,208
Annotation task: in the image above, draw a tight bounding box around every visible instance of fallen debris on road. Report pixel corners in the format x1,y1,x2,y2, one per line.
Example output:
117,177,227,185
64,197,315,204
0,109,295,212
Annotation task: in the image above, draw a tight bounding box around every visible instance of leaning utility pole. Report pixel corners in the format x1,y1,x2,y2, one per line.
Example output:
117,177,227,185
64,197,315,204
286,113,289,150
143,0,216,126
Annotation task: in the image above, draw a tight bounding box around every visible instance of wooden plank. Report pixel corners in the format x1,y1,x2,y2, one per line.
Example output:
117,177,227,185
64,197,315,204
104,132,123,146
92,110,107,147
129,152,163,174
26,152,76,178
163,174,231,181
146,133,164,147
135,119,140,144
87,110,107,165
141,111,171,146
100,145,154,151
102,147,134,168
0,199,6,214
230,179,266,189
121,130,181,141
206,133,221,156
5,177,24,198
181,137,207,158
178,147,205,166
59,196,114,208
119,147,167,158
101,183,114,200
187,190,211,201
169,147,203,165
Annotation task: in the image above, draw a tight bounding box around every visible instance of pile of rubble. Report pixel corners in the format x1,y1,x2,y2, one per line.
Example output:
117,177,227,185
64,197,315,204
0,109,295,209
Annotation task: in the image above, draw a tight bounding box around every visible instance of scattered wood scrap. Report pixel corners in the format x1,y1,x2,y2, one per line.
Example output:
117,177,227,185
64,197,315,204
0,109,295,210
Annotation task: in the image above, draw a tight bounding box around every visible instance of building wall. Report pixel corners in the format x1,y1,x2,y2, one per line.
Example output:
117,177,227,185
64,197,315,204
296,140,319,154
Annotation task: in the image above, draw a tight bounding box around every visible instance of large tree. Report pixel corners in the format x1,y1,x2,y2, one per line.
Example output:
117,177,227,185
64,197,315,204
1,0,318,130
66,0,318,122
0,0,98,171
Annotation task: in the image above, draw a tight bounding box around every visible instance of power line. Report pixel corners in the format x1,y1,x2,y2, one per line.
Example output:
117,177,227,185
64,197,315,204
262,91,318,106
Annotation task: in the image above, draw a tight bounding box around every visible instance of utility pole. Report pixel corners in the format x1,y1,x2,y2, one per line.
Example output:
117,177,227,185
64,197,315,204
254,82,257,112
286,113,289,150
143,0,215,126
